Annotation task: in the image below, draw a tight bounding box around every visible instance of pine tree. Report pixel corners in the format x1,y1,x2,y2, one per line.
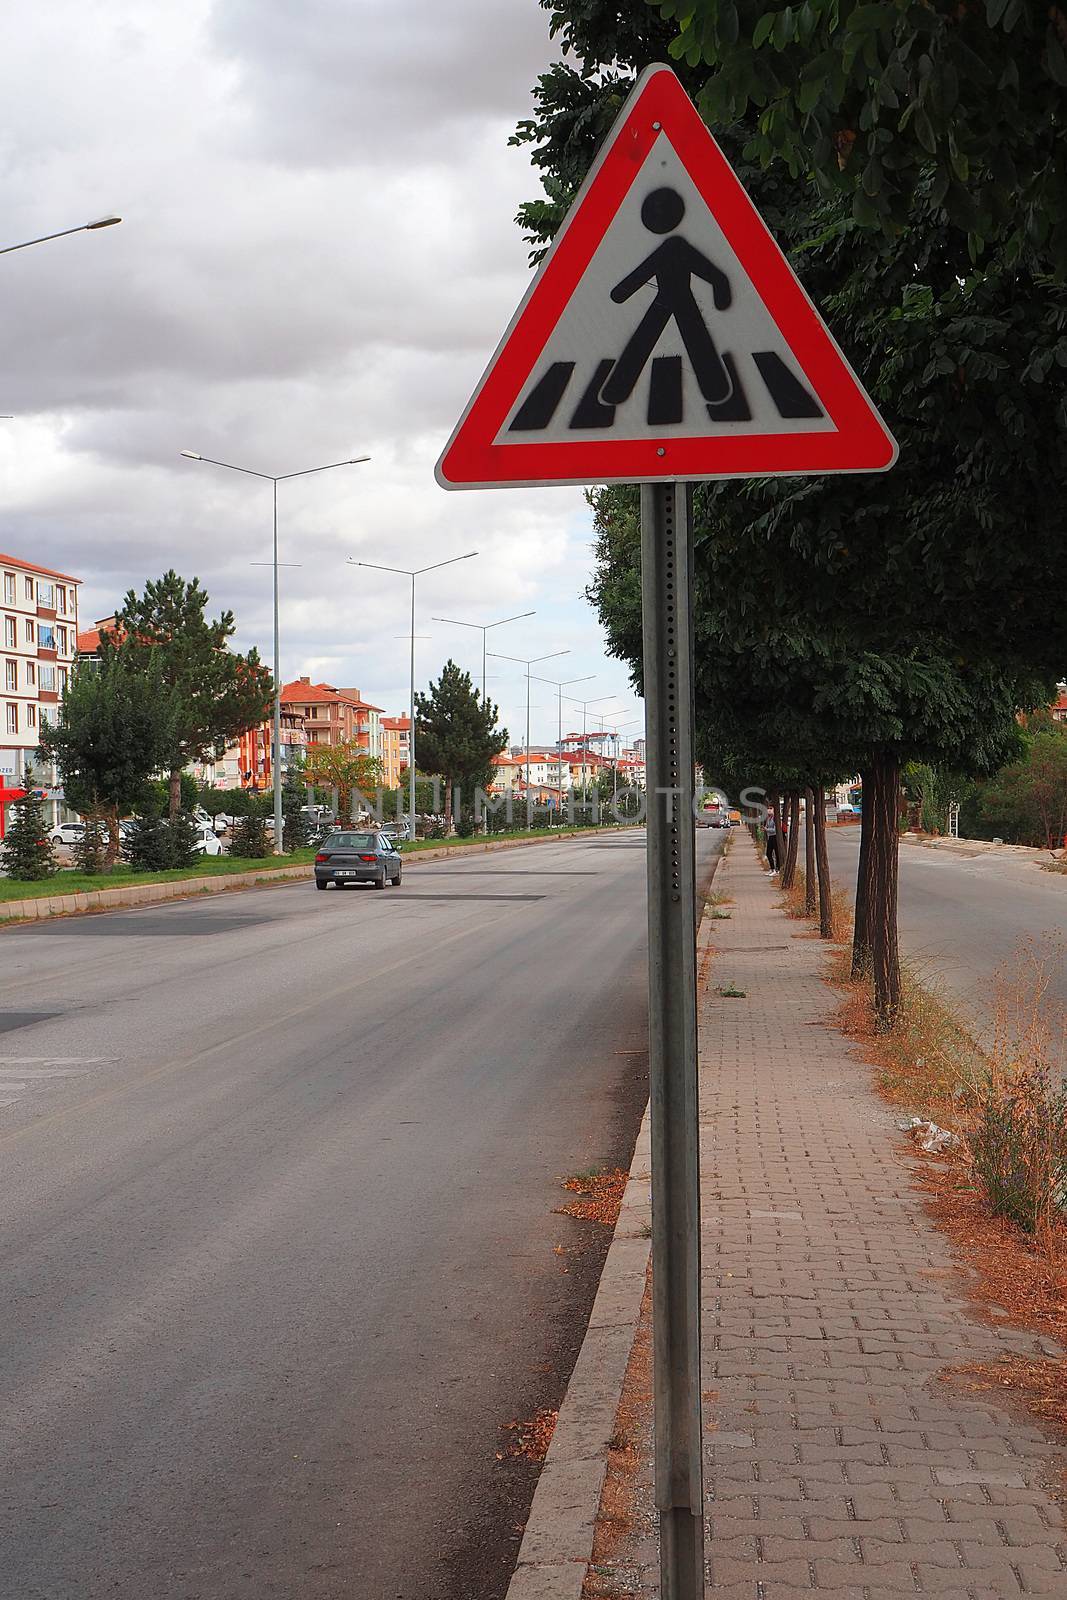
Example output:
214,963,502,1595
281,773,309,853
115,572,274,817
228,813,270,859
414,661,508,830
72,816,108,874
0,765,56,881
39,646,180,865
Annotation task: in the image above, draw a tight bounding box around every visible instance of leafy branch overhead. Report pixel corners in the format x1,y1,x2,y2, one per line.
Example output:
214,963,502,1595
653,0,1067,276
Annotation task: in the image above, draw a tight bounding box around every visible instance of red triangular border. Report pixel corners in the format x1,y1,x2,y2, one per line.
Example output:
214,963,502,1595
437,64,897,490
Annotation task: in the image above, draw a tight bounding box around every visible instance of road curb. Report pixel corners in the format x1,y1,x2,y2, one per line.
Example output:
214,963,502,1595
505,845,721,1599
0,826,639,926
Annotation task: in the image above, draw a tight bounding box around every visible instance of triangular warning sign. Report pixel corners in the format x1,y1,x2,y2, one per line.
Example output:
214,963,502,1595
437,64,897,490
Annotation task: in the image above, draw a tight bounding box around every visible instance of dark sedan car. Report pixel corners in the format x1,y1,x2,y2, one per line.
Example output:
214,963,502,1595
314,830,403,891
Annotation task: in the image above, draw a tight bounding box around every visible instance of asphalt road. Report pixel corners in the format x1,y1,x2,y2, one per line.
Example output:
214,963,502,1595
0,830,718,1600
819,825,1067,1033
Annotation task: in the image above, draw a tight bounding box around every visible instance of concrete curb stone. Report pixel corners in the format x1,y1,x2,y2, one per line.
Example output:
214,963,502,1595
504,854,722,1599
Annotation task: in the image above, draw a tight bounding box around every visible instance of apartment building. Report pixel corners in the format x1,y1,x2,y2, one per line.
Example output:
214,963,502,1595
2,554,81,823
280,679,382,757
380,715,411,788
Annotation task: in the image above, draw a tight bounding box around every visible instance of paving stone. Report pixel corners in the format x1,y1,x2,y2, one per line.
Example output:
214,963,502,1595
536,836,1067,1600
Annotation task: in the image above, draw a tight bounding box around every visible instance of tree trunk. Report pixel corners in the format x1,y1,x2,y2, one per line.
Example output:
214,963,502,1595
804,788,817,915
780,792,801,889
168,766,182,819
105,803,121,867
444,779,453,832
869,754,902,1030
813,787,833,938
851,769,875,979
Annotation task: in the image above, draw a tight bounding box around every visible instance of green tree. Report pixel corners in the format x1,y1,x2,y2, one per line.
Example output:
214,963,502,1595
281,770,310,853
515,3,1064,1027
303,741,382,824
978,726,1067,849
415,661,508,830
228,813,270,859
655,0,1067,276
0,764,56,881
72,817,108,875
39,647,180,863
116,572,274,818
122,811,200,872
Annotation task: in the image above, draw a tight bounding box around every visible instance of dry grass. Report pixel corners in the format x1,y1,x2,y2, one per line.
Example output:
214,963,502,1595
555,1168,629,1227
779,869,853,942
582,1280,653,1599
502,1407,559,1462
831,955,985,1118
826,933,1067,1438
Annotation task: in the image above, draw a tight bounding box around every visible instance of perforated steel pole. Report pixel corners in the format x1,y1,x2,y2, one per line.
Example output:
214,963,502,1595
641,481,703,1599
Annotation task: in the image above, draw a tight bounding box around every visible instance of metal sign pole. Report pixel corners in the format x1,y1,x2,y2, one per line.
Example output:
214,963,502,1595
640,481,704,1598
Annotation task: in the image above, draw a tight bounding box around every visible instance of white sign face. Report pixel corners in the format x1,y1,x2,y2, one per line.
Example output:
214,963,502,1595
436,63,897,490
498,136,835,449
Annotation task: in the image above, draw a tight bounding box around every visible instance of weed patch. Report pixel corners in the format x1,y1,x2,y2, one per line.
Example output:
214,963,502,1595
555,1168,628,1227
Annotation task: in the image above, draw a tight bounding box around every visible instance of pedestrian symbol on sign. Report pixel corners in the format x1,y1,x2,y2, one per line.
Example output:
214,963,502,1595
601,186,733,416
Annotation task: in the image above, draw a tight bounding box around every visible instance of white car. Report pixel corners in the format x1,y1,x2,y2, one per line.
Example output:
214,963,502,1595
49,822,86,846
193,824,223,856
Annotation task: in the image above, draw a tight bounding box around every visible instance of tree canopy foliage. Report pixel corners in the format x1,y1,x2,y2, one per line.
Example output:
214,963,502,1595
116,572,274,817
415,660,508,827
515,0,1065,1023
40,647,180,862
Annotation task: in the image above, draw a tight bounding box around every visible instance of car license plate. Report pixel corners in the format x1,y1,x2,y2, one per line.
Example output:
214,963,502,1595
334,869,362,877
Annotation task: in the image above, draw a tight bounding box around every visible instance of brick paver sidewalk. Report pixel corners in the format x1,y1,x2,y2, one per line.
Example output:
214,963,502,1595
603,831,1066,1598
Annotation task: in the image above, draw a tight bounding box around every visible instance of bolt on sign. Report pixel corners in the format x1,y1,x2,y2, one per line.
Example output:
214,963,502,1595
436,64,896,491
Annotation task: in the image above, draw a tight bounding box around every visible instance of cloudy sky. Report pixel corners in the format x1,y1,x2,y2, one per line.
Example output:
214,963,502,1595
0,0,643,748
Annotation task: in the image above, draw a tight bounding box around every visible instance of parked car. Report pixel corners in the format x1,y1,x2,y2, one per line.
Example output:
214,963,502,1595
48,821,85,846
314,830,403,890
729,808,742,826
193,824,223,857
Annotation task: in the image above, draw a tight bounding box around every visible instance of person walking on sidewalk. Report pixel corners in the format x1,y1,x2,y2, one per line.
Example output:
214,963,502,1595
764,804,780,872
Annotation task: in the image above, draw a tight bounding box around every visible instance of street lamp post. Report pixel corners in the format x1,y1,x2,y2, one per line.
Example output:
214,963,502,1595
349,552,478,839
566,694,621,792
0,216,122,256
487,650,570,827
528,672,595,814
431,610,536,703
181,450,370,853
591,713,642,803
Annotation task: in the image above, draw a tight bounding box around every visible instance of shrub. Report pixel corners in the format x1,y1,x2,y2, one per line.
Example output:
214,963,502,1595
72,816,108,874
967,1067,1067,1235
228,814,270,858
0,772,56,880
123,812,200,871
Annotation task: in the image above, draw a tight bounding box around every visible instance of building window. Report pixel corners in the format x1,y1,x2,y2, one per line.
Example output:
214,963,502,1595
38,624,54,649
27,704,36,728
26,662,34,686
25,577,33,601
55,585,65,612
4,661,15,692
39,665,56,692
54,626,66,652
25,619,34,644
3,574,13,603
6,704,16,734
59,667,68,693
4,618,13,648
37,582,54,609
